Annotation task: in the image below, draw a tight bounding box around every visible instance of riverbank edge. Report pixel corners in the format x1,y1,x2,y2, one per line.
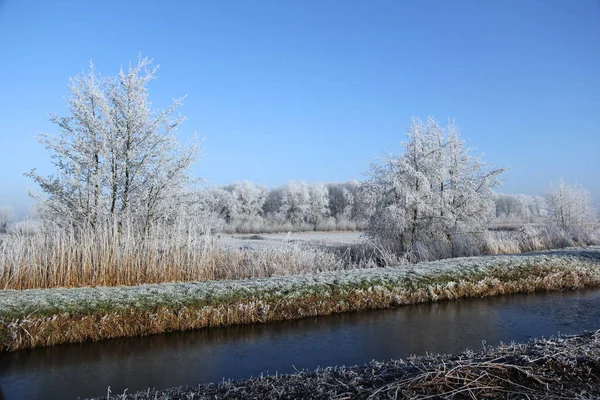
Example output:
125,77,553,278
93,329,600,399
1,246,600,351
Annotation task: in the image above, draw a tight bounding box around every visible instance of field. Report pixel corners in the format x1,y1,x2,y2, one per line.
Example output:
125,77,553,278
220,231,364,250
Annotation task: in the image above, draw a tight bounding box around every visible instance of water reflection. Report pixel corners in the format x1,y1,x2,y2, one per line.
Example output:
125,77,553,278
0,289,599,400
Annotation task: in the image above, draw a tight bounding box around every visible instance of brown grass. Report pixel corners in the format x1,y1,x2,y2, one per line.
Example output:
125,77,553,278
0,229,350,290
1,224,596,290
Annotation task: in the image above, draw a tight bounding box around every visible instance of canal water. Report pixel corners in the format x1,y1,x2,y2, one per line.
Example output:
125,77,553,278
1,289,599,399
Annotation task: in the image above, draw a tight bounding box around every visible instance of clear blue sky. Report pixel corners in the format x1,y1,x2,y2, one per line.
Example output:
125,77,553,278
1,0,599,216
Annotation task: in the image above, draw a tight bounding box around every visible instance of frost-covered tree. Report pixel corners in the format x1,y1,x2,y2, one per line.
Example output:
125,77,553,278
262,187,284,221
544,179,597,233
306,183,330,225
25,64,107,229
365,117,505,255
225,181,267,222
26,55,201,234
327,181,358,221
0,206,14,234
493,193,547,221
198,187,238,224
280,181,311,225
193,180,377,232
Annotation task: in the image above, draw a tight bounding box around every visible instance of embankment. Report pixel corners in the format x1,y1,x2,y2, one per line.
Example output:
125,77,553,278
1,246,600,351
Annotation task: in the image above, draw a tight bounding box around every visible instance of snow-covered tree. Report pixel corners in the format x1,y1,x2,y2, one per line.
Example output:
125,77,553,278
26,55,201,234
26,63,107,229
199,186,238,224
544,179,597,233
225,181,267,222
280,181,311,225
493,193,547,221
364,117,505,255
262,187,284,221
0,206,14,234
327,181,357,221
306,183,330,225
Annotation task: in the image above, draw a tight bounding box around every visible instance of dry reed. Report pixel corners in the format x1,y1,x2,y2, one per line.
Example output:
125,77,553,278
1,224,596,290
0,229,349,290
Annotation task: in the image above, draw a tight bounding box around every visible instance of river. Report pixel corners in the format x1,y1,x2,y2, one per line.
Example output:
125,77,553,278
1,288,599,399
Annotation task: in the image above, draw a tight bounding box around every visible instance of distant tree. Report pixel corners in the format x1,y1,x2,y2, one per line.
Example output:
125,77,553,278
200,187,238,224
493,193,547,221
326,183,346,220
544,179,597,233
226,181,267,222
327,181,357,221
26,55,201,234
365,117,505,255
280,181,311,225
262,187,284,220
0,206,14,234
306,183,330,225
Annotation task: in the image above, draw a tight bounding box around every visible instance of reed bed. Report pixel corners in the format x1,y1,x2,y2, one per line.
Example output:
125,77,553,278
98,329,600,399
2,247,600,351
0,229,353,290
1,224,596,290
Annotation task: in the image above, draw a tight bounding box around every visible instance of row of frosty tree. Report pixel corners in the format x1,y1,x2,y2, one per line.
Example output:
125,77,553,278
11,56,598,253
193,181,553,234
197,180,370,233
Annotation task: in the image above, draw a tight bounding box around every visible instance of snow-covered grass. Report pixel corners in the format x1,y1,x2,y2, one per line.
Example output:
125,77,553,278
1,246,599,351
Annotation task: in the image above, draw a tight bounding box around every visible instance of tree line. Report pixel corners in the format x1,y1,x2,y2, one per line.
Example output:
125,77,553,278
6,56,596,256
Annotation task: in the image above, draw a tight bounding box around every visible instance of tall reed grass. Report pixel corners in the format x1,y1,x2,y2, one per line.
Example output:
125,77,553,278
0,219,597,290
387,225,599,264
0,224,348,290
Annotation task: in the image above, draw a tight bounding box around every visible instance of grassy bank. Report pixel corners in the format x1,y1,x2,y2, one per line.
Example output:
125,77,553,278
95,329,600,399
1,246,600,352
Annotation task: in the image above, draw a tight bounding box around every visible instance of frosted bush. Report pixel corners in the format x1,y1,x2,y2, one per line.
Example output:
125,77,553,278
364,117,504,258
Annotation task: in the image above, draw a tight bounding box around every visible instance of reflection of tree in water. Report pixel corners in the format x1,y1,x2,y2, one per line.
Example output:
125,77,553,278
0,316,367,399
0,328,222,398
4,323,276,371
361,290,599,360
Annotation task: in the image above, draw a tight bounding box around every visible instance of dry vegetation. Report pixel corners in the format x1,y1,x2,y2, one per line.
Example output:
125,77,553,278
2,246,600,351
96,329,600,399
0,228,358,290
1,222,597,290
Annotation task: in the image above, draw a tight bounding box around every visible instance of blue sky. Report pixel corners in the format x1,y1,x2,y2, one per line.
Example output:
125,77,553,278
1,0,599,216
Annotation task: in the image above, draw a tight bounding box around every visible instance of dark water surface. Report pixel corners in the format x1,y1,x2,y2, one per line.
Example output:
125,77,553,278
1,289,600,400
